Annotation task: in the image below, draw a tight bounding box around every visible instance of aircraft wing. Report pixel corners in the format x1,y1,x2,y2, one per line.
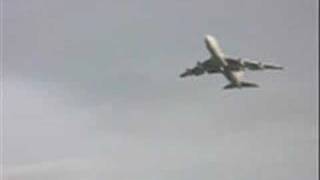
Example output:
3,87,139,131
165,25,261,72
180,61,220,78
243,60,283,70
226,58,284,71
180,66,205,78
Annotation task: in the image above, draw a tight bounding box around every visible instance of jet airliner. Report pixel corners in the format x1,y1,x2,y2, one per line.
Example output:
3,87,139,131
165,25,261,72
180,35,283,89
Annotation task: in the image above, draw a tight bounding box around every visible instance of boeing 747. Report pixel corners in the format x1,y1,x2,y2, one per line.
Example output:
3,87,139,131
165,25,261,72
180,35,284,89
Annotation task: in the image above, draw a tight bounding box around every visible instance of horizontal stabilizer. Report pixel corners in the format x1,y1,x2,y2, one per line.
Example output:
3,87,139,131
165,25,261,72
223,81,259,89
241,82,259,88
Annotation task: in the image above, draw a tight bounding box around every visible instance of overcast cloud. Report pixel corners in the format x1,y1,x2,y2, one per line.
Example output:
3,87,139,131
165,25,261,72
3,0,318,179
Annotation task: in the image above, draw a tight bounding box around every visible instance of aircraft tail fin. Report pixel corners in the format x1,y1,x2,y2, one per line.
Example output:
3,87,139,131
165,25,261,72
223,81,259,90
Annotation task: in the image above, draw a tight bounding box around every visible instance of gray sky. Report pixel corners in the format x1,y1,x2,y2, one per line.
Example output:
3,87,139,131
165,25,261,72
4,0,318,179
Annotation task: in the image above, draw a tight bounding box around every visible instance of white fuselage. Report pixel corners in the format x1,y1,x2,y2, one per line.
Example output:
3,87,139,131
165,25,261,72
204,35,243,86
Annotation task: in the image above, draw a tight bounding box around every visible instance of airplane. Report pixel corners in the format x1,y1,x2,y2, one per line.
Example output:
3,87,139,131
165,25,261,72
180,35,284,89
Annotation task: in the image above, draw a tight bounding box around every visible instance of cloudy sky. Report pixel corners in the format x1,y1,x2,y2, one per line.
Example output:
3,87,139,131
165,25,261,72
4,0,318,179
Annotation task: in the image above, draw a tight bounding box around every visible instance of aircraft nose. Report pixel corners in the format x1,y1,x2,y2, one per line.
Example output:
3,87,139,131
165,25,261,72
205,35,211,41
205,35,214,43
